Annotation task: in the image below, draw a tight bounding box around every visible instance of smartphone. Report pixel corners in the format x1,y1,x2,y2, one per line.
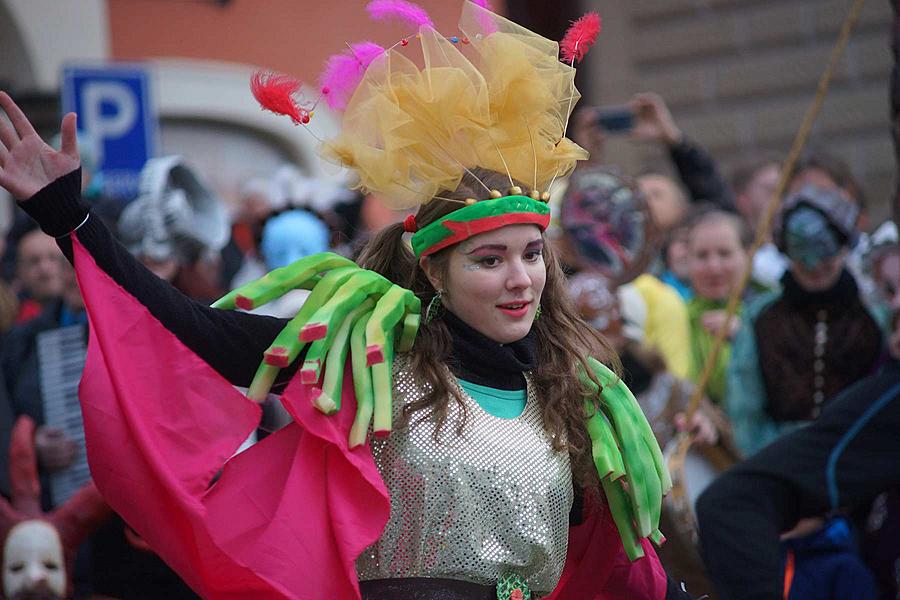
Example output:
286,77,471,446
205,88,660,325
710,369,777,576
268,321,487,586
594,106,634,133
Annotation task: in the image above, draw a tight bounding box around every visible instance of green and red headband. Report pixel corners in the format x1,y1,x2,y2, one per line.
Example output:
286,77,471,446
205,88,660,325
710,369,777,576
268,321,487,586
407,195,551,258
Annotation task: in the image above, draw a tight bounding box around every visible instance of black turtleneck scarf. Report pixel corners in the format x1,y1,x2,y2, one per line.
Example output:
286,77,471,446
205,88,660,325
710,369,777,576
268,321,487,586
441,310,538,390
780,267,860,310
441,310,593,527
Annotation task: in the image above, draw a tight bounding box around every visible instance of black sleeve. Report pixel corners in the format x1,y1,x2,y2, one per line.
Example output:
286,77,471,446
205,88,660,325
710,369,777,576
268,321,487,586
668,137,737,211
696,363,900,600
19,169,296,389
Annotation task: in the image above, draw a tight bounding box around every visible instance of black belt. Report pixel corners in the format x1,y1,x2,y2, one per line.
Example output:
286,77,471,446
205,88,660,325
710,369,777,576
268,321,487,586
359,577,497,600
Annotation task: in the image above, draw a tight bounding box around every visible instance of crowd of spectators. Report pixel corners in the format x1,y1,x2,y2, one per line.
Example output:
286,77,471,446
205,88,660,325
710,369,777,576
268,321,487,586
561,93,900,599
0,90,897,599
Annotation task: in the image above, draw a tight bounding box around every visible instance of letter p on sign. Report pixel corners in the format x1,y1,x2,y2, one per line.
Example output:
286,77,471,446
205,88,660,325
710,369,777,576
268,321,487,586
62,64,159,199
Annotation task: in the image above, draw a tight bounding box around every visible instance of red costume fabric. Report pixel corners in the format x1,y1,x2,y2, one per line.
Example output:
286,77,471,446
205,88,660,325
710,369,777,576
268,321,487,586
72,233,666,599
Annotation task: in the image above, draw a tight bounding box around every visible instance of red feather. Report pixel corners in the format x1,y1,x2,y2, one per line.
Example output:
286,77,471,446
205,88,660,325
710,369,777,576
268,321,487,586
560,12,601,64
250,71,307,125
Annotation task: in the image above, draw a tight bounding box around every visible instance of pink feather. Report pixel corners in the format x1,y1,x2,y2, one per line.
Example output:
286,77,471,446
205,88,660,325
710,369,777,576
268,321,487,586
319,42,386,111
352,41,387,69
366,0,434,30
250,71,306,125
560,12,601,64
470,0,497,35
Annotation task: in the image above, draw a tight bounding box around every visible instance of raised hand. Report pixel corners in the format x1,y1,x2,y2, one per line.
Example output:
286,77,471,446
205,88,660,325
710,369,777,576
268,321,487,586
674,410,719,446
0,91,80,200
701,309,741,340
629,92,682,147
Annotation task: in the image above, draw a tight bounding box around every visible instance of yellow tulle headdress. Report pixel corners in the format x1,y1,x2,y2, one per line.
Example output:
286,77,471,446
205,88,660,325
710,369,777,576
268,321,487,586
251,0,600,255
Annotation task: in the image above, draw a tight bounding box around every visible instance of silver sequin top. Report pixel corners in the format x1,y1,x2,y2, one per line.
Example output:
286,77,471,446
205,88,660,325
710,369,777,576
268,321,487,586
356,355,573,593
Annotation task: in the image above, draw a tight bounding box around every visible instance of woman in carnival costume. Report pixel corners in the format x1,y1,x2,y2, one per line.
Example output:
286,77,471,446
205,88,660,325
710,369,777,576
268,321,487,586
0,2,690,598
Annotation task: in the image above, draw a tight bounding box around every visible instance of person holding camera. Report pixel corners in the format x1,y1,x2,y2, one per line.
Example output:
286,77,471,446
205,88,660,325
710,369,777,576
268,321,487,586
572,93,736,235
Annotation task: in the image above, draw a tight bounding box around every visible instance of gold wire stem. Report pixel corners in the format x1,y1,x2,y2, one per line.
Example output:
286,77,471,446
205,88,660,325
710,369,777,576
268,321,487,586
524,116,538,192
302,126,325,144
443,154,492,196
404,113,493,197
486,130,516,189
546,44,582,194
544,38,588,197
392,179,470,207
432,195,469,205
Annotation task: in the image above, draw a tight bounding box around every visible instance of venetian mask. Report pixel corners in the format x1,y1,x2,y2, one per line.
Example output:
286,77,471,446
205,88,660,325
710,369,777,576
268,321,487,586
2,520,66,599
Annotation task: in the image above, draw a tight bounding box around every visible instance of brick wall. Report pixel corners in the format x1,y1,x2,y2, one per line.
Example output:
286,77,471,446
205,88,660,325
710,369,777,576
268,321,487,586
588,0,894,224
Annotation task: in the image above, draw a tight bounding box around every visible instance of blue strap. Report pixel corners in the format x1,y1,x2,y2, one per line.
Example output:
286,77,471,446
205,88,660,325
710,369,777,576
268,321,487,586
826,382,900,510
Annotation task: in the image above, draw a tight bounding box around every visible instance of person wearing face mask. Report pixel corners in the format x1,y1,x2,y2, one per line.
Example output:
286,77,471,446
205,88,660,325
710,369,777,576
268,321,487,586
683,207,754,406
0,2,694,598
0,417,109,600
696,300,900,600
725,186,883,456
240,209,331,319
2,521,67,600
743,150,873,298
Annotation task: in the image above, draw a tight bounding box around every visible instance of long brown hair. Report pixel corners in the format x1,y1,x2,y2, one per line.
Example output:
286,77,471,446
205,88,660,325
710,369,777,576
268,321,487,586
356,168,619,489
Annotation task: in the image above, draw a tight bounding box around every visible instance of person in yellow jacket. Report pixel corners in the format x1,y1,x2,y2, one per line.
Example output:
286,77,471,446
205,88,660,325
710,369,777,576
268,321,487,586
629,273,691,379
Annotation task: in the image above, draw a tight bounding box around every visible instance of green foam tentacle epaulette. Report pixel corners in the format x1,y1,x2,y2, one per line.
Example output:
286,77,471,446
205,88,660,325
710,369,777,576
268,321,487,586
213,252,420,448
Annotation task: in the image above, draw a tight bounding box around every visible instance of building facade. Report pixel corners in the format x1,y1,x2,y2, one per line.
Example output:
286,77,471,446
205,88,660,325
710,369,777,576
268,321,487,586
0,0,895,222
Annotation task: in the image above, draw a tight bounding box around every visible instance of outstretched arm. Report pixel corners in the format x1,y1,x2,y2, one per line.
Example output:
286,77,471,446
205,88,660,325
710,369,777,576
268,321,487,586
630,92,736,210
0,91,291,389
2,92,421,443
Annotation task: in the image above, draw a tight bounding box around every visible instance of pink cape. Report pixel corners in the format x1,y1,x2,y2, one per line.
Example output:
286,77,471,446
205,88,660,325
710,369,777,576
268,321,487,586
72,234,666,599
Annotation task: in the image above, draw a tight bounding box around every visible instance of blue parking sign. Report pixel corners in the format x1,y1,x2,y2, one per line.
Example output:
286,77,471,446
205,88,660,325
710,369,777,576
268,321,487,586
62,64,158,199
